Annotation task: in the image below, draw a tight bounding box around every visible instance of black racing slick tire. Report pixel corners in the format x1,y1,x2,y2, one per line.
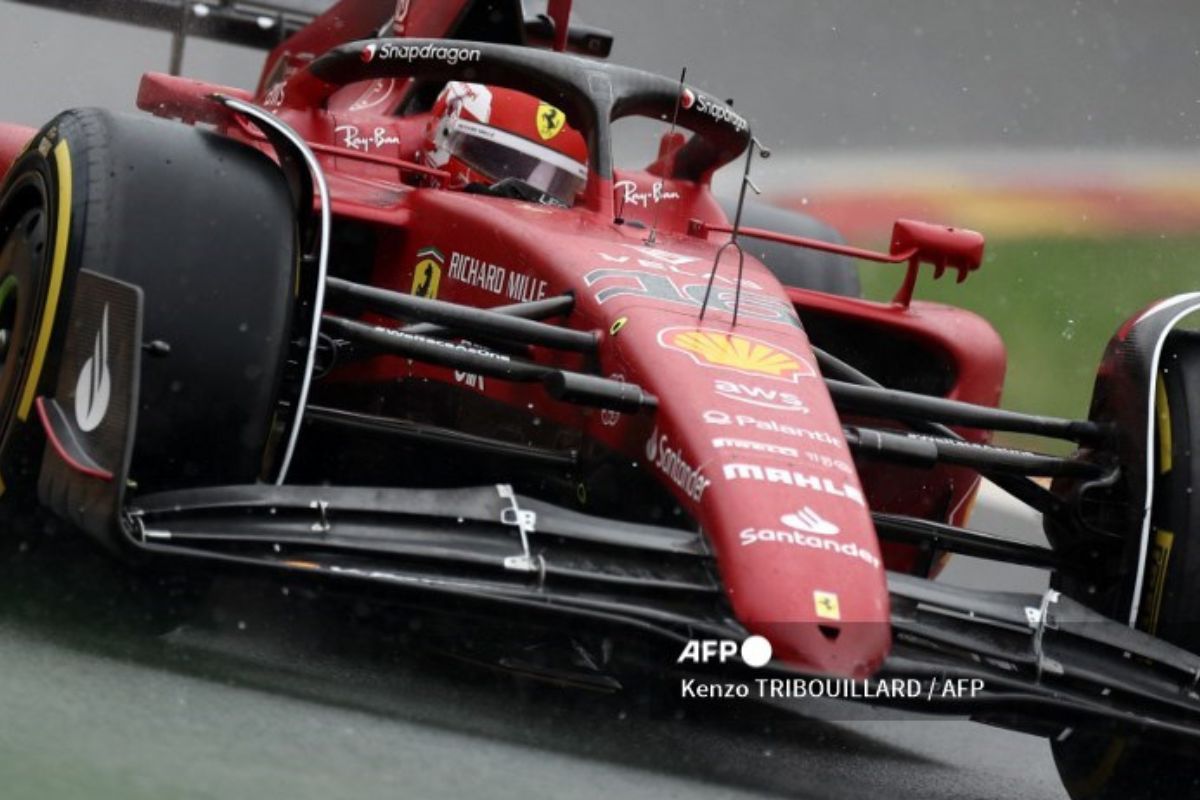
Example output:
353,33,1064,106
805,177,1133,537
1052,330,1200,800
0,108,297,521
718,198,861,298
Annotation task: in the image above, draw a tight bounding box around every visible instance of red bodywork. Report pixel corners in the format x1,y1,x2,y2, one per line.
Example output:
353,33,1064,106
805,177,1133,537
10,0,1006,680
0,123,35,179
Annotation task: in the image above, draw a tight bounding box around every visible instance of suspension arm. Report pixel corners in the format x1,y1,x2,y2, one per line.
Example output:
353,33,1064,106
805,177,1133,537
846,425,1105,478
828,379,1108,444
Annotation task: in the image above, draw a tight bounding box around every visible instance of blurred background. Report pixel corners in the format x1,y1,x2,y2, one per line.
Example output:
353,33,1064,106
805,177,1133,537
3,0,1200,443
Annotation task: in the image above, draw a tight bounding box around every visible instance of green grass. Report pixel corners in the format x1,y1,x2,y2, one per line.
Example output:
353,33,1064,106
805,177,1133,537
858,235,1200,449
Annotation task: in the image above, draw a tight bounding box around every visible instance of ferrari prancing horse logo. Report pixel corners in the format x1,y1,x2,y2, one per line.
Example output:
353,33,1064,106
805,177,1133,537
536,102,566,140
813,590,841,621
411,246,443,299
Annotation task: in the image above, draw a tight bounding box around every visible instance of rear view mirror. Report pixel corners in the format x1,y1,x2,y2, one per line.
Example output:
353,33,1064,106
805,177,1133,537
889,219,985,305
891,219,985,280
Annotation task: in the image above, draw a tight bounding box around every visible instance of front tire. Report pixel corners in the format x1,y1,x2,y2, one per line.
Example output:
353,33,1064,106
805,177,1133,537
0,108,298,561
0,109,298,501
1052,329,1200,799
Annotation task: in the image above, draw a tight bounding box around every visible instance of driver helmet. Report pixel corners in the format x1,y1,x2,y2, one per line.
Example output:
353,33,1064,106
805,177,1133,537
422,81,588,205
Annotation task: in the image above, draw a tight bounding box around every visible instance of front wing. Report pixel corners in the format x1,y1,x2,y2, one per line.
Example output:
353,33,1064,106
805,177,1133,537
111,480,1200,743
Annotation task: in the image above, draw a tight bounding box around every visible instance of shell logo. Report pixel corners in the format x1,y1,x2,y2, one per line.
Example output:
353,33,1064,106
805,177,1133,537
658,327,815,383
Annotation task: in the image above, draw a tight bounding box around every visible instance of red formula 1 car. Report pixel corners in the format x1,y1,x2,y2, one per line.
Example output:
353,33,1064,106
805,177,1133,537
2,2,1200,797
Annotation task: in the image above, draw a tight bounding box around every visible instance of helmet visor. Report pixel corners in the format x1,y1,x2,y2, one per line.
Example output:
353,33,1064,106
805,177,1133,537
447,119,588,204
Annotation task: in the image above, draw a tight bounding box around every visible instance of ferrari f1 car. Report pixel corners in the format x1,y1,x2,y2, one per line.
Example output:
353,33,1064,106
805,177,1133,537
1,2,1199,797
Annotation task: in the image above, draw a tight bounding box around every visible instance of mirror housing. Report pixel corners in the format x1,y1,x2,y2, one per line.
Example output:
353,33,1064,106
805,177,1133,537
889,219,985,306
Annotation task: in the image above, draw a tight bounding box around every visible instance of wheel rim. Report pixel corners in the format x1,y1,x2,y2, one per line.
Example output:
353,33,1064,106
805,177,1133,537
0,274,16,365
0,174,51,450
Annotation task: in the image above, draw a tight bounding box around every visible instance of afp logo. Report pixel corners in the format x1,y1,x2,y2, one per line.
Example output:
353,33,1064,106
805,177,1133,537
677,635,773,668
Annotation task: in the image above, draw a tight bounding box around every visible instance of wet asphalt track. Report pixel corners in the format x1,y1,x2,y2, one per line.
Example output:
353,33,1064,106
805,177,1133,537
0,486,1069,800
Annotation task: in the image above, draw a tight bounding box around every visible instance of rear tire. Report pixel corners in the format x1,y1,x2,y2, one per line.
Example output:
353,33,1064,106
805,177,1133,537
718,199,860,297
1052,329,1200,799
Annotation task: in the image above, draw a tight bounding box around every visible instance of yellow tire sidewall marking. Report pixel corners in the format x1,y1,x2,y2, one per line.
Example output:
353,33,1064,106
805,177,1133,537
16,138,70,422
1140,376,1175,634
1155,376,1172,474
